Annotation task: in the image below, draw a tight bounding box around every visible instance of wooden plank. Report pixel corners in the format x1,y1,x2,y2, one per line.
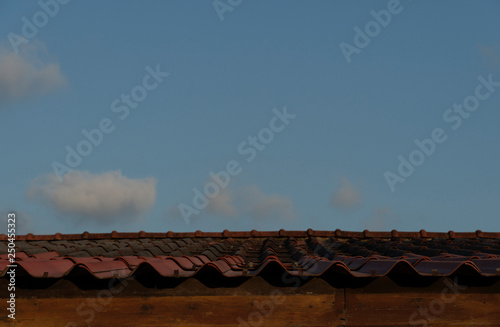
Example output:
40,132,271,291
2,294,340,327
345,291,500,326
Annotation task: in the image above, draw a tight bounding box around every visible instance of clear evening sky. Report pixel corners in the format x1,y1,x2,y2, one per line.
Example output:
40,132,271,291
1,1,499,234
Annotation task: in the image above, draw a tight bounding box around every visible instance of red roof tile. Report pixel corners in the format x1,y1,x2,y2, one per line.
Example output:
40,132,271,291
14,259,74,278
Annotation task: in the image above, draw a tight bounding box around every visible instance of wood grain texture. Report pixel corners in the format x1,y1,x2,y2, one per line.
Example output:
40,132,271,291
345,292,500,326
1,294,340,327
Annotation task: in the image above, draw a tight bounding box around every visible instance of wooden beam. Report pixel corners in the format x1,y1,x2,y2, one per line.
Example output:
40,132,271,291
345,291,500,326
8,294,340,327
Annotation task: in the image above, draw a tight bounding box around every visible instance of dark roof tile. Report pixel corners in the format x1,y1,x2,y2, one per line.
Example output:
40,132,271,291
166,242,179,250
147,246,166,256
136,250,154,257
116,247,135,256
85,246,108,257
69,251,92,257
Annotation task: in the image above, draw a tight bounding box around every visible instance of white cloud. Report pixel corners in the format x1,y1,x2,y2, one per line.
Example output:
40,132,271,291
331,178,362,210
0,42,66,104
27,170,156,224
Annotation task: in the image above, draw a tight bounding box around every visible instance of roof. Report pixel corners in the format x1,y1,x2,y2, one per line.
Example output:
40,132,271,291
2,229,500,282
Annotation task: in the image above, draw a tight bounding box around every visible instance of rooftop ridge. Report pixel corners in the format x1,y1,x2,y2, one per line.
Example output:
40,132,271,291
2,229,499,241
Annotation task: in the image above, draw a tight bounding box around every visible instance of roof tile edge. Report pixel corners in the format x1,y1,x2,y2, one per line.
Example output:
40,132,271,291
2,229,500,241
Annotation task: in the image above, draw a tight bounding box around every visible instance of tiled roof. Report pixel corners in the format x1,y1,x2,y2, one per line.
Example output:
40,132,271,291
2,229,500,281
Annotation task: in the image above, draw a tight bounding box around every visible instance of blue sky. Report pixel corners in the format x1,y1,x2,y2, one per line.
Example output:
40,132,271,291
1,0,499,234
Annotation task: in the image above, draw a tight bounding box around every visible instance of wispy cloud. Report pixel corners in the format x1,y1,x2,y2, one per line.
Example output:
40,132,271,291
207,189,238,217
27,170,156,224
331,178,362,210
236,185,296,221
362,207,399,230
171,184,296,222
0,41,66,104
